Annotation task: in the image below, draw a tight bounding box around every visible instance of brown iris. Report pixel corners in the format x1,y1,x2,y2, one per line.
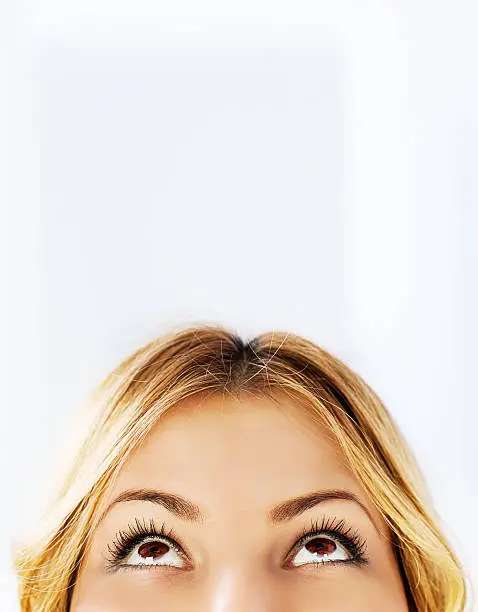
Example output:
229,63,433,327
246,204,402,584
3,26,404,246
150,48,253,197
305,537,337,556
137,541,169,559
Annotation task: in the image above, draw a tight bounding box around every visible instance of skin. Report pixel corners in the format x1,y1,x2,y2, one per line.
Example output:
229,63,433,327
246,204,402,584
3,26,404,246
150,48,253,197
70,392,410,611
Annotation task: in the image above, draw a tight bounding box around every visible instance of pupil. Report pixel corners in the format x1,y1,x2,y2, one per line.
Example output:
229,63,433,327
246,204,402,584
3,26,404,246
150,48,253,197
138,541,169,559
305,537,336,556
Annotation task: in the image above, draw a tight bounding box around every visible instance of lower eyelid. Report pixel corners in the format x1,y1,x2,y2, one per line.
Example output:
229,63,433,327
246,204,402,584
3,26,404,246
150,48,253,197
116,563,186,573
290,557,369,572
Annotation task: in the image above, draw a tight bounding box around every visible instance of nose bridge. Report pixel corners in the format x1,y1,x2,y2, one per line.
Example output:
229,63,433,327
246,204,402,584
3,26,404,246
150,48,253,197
207,564,286,612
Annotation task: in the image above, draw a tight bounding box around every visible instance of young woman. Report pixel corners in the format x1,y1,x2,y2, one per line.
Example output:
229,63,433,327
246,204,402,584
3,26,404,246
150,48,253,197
14,324,467,611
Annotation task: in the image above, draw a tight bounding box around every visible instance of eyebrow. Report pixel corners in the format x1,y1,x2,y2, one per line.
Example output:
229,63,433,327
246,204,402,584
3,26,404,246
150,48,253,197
99,489,203,524
100,487,378,531
268,489,377,527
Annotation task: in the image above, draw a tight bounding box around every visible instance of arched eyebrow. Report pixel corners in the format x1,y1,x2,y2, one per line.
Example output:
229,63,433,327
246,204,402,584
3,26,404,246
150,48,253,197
99,487,379,532
98,489,203,524
268,489,377,529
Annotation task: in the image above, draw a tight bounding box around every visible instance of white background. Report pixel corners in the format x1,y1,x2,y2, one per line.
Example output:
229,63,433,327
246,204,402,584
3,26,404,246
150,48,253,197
1,1,477,609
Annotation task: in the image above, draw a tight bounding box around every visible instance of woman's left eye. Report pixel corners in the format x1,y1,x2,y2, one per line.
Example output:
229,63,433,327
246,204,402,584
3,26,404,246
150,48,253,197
122,537,186,568
290,536,351,566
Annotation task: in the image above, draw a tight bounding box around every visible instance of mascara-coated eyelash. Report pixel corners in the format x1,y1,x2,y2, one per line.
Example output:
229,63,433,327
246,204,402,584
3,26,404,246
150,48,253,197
105,514,368,573
285,515,369,568
105,517,188,572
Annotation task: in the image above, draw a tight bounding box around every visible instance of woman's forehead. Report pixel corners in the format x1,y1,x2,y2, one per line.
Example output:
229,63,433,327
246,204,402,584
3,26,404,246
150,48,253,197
106,393,368,514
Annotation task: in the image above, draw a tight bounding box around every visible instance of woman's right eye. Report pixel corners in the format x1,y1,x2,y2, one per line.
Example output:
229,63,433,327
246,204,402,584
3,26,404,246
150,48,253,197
121,537,186,568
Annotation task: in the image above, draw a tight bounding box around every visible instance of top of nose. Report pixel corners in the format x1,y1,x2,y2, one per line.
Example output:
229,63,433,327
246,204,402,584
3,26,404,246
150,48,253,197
206,565,289,612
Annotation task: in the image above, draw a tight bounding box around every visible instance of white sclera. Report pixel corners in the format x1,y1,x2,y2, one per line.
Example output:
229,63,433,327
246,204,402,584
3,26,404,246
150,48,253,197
292,538,351,566
123,538,185,567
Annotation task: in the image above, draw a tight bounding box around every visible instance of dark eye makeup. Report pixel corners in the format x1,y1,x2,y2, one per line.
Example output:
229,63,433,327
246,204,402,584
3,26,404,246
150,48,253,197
104,514,369,573
104,517,188,573
284,515,369,569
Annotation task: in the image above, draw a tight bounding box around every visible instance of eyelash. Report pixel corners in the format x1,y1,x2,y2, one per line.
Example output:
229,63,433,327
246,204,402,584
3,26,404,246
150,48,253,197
105,517,187,572
285,515,369,569
105,515,369,572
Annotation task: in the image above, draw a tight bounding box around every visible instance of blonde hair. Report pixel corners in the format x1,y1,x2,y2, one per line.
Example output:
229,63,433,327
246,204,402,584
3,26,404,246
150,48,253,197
14,323,467,611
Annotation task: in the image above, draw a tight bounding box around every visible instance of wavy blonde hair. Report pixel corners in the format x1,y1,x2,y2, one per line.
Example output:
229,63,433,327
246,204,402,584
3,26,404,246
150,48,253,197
14,323,467,611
